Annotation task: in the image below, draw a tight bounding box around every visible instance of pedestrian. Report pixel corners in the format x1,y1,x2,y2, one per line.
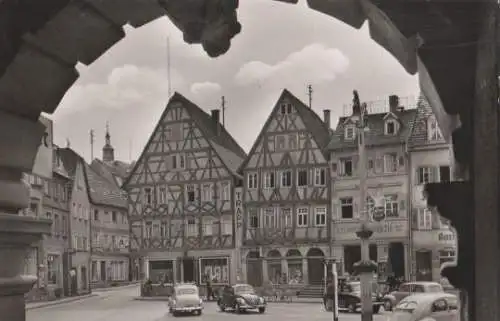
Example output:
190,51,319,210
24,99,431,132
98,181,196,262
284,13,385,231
206,276,213,301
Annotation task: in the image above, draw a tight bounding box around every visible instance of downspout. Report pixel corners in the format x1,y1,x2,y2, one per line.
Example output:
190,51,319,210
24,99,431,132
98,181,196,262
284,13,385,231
406,143,414,281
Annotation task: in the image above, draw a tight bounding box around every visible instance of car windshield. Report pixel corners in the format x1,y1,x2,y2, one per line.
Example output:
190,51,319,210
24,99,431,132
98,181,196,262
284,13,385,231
395,300,418,313
176,288,197,295
427,285,443,292
234,285,255,294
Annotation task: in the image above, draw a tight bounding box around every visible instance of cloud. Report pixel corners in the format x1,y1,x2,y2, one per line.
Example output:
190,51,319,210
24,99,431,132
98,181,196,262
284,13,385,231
54,64,185,118
190,82,222,98
234,43,350,87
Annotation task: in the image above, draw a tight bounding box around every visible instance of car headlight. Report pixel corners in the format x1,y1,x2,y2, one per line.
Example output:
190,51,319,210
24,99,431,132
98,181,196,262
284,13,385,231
259,297,264,304
171,299,176,306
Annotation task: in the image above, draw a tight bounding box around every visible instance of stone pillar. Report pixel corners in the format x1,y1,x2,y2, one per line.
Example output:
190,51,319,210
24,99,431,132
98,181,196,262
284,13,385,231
281,258,288,281
301,258,308,284
403,243,409,281
0,110,51,321
144,258,149,280
261,258,268,283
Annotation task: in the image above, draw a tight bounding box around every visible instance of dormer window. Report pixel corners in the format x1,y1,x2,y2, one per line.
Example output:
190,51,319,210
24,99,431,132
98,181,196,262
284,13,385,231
344,125,355,140
428,116,443,141
280,103,293,115
385,119,397,135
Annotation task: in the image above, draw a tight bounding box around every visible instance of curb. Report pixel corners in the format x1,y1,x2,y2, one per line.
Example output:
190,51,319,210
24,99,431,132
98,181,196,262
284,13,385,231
133,297,322,304
92,283,140,292
26,294,98,310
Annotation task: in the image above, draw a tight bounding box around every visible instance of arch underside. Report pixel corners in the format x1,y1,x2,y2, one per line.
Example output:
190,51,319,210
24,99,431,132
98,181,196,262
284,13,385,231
0,0,487,299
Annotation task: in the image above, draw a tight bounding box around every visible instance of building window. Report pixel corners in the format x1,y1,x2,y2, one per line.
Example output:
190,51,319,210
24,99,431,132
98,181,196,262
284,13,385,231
385,195,399,217
340,197,354,219
264,208,277,228
339,158,353,177
297,208,309,227
280,103,292,114
417,167,434,184
366,196,375,215
297,169,308,187
385,120,397,135
281,208,292,227
248,172,258,189
112,211,117,223
276,135,286,150
314,168,326,186
384,153,398,173
428,116,443,141
158,187,167,204
201,184,213,202
172,154,185,170
288,134,298,149
263,172,275,189
47,255,58,285
203,218,213,236
144,188,152,205
315,207,327,226
186,185,196,202
439,166,451,182
249,209,259,228
186,218,197,237
221,182,230,201
418,208,433,230
280,170,292,187
344,125,355,140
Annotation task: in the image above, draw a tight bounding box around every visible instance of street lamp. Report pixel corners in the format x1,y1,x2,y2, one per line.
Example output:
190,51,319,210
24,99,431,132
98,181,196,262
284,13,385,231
351,91,377,321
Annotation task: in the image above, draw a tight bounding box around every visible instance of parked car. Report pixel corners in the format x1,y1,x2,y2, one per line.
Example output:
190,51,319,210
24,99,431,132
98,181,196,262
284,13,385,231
337,281,384,314
387,293,459,321
218,284,266,313
168,283,203,316
383,281,444,311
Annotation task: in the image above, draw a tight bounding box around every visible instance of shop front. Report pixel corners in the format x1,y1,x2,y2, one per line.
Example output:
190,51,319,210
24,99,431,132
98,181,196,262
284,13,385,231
412,228,457,282
332,220,409,280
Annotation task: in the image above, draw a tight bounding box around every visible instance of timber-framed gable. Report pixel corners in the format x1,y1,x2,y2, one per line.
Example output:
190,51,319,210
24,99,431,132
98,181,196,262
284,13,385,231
124,93,246,256
239,89,332,248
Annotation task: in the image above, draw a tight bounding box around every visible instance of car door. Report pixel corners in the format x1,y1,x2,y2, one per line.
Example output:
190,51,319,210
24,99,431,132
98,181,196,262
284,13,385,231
429,299,453,321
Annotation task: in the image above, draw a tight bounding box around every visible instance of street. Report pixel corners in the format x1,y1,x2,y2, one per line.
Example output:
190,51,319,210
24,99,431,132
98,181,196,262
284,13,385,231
27,286,389,321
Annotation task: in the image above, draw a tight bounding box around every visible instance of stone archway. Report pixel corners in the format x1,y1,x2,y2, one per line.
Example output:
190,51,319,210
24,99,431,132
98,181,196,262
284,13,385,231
285,249,303,284
306,248,325,285
0,1,489,320
246,250,262,286
266,249,282,284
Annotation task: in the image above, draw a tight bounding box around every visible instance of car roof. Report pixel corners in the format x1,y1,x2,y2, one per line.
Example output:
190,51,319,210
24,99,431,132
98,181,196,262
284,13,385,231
174,283,198,289
233,283,252,287
402,281,442,286
401,293,457,304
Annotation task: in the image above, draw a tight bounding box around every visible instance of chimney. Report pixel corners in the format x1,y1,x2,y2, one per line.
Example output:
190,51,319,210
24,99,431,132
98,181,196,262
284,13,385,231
323,109,331,128
211,109,221,135
389,95,399,113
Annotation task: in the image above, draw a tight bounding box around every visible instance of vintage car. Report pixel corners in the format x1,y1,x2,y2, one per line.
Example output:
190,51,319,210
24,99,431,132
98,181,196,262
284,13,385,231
218,284,266,313
387,293,459,321
337,281,384,314
168,283,203,316
383,281,444,311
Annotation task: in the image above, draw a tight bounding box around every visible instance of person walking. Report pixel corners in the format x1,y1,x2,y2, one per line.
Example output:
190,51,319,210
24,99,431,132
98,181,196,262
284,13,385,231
206,276,213,301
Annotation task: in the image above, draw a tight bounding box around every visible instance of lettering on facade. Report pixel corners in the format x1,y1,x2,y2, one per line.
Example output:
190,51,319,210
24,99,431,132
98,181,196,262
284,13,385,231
334,221,407,240
234,188,243,228
437,231,456,246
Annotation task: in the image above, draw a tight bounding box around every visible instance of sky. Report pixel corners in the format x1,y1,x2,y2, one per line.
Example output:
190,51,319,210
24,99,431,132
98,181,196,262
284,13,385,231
48,0,418,163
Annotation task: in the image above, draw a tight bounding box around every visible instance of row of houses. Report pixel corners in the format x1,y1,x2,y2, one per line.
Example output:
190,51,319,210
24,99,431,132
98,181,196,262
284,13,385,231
124,89,457,288
22,117,133,300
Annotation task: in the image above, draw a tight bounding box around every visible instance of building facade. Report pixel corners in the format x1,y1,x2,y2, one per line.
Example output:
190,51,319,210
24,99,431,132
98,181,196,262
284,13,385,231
58,148,92,294
407,95,457,282
328,95,416,280
124,93,246,285
87,131,130,287
240,90,332,286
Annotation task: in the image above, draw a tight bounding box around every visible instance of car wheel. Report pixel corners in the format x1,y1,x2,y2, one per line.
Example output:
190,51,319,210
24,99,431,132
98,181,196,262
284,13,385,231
258,307,266,314
384,300,392,311
195,310,202,316
348,303,356,313
219,304,226,312
235,303,242,314
172,311,179,317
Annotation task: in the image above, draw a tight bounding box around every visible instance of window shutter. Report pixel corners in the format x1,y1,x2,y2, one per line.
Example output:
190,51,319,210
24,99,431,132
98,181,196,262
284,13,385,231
399,198,406,214
352,155,359,173
431,167,439,183
375,157,383,173
332,201,338,219
398,156,405,169
353,200,359,218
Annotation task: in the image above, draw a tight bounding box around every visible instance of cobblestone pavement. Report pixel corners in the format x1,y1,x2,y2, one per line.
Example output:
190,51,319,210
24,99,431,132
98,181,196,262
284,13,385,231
27,286,389,321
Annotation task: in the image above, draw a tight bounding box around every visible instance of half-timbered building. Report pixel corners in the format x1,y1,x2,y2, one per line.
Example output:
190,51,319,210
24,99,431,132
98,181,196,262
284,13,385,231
123,93,247,285
239,89,332,286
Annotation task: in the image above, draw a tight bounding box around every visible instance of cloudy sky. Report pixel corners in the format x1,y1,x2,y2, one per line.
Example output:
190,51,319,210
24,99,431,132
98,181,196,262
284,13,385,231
49,0,418,163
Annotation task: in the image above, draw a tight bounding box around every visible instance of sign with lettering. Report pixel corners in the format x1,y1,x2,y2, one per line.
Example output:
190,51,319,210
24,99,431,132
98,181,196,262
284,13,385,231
437,230,456,246
234,187,243,247
334,220,408,241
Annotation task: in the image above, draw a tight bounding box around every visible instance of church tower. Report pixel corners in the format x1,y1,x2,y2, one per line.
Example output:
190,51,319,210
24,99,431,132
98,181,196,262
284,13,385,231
102,122,115,163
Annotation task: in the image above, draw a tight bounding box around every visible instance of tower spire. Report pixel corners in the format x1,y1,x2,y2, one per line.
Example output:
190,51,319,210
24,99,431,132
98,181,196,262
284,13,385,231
307,84,313,108
102,121,114,162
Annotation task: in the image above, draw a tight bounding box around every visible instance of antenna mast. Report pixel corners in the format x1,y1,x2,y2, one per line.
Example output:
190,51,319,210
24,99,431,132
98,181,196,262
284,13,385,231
307,84,313,108
221,96,226,127
167,36,172,97
90,129,94,160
